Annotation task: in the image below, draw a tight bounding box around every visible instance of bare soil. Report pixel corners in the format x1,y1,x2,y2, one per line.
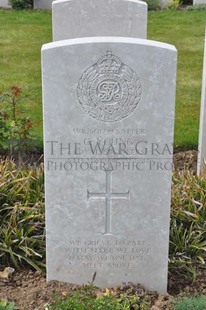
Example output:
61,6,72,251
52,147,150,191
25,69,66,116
0,268,206,310
173,150,197,173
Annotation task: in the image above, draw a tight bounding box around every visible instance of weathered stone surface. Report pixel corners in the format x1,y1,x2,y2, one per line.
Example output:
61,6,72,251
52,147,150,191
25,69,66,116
33,0,53,9
52,0,147,41
193,0,206,5
42,37,177,293
197,29,206,174
0,0,11,8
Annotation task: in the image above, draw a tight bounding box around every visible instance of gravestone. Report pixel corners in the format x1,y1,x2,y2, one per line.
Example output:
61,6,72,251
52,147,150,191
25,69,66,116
42,37,177,293
197,29,206,174
159,0,173,7
193,0,206,5
33,0,53,9
0,0,11,8
52,0,147,41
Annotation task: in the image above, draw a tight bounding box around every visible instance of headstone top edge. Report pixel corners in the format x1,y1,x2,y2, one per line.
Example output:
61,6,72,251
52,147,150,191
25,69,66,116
42,37,177,53
53,0,147,6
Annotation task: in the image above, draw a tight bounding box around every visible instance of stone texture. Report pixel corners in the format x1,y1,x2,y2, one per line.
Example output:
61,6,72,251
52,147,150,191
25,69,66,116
33,0,54,9
52,0,147,41
42,37,177,293
193,0,206,5
0,0,11,8
197,29,206,174
159,0,173,8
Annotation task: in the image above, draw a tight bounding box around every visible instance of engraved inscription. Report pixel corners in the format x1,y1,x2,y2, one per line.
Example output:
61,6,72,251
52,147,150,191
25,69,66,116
63,239,152,269
72,128,146,135
87,170,129,235
77,51,142,122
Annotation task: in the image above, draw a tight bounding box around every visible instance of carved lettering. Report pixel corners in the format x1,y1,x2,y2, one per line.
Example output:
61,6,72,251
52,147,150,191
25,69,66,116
64,239,152,269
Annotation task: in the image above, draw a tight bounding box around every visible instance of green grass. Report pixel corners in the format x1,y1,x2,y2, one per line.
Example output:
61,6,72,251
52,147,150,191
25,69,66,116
0,9,52,148
0,159,205,278
0,9,206,149
148,10,206,149
47,284,150,310
174,295,206,310
47,293,206,310
0,159,45,271
170,171,206,279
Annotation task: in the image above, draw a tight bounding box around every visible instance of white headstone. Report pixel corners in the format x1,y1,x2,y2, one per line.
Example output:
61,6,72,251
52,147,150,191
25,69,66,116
42,37,177,293
33,0,53,9
0,0,11,8
193,0,206,5
159,0,173,7
52,0,147,41
197,30,206,174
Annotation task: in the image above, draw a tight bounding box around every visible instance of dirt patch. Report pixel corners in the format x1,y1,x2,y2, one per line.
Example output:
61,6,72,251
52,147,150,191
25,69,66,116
173,150,197,173
0,269,206,310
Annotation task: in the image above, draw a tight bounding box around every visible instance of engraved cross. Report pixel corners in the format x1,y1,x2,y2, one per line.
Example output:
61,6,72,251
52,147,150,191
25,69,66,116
87,170,129,235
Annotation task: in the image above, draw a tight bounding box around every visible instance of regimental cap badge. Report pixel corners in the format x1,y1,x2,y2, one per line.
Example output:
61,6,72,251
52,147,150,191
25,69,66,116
77,51,142,122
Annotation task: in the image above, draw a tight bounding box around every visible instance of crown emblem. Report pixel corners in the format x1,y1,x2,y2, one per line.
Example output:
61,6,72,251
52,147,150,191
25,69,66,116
77,51,142,122
97,51,121,74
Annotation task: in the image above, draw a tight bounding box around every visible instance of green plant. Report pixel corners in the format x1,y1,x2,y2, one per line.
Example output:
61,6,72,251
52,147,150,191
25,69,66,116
47,285,150,310
144,0,160,10
9,0,33,10
0,300,16,310
168,0,182,10
1,160,206,277
169,172,206,280
174,295,206,310
0,86,36,157
0,159,45,271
